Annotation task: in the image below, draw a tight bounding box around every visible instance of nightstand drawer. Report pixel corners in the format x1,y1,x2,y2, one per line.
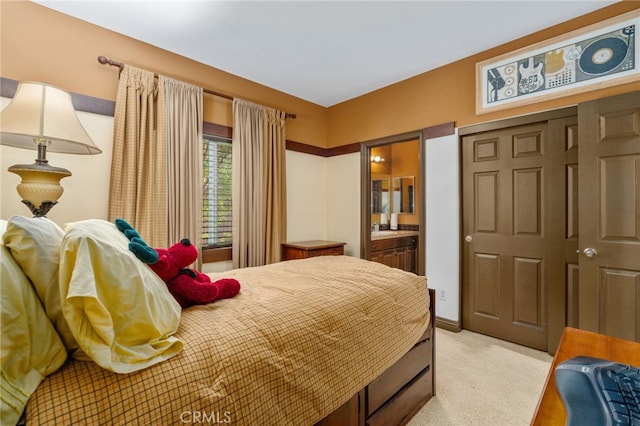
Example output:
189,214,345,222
281,240,346,261
307,246,344,257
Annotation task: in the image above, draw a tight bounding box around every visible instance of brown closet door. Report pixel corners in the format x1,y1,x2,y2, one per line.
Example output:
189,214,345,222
547,115,580,353
462,122,551,351
578,90,640,342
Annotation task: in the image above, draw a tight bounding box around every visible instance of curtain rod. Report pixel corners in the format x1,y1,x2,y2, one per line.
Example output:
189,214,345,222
97,55,296,119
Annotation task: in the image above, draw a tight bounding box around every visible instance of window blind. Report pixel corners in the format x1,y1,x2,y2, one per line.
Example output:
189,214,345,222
202,136,232,249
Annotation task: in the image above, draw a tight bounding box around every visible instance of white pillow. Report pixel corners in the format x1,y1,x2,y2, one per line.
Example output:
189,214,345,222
2,215,78,351
59,219,183,373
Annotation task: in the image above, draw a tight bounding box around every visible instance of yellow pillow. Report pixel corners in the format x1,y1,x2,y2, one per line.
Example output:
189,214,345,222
59,219,183,373
2,216,78,352
1,245,67,425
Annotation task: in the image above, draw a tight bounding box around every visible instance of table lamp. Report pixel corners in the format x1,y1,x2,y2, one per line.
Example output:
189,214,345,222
0,82,102,217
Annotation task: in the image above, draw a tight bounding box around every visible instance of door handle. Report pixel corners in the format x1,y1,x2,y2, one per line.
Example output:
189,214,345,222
465,235,473,243
583,247,598,258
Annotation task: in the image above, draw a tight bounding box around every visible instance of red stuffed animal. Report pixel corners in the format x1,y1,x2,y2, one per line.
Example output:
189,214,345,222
152,239,241,308
115,218,240,308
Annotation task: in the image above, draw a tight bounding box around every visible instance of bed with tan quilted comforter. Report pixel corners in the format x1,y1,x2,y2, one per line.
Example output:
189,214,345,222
25,255,430,425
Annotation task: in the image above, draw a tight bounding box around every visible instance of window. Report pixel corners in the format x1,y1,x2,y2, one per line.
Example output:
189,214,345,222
202,135,232,249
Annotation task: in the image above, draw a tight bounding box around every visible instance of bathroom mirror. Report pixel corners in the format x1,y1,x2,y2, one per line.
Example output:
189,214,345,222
371,178,390,214
392,176,414,214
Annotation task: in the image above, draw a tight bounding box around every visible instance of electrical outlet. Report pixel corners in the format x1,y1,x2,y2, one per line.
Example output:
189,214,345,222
439,289,447,301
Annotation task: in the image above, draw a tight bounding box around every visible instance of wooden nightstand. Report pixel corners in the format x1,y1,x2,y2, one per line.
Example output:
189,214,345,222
281,240,346,261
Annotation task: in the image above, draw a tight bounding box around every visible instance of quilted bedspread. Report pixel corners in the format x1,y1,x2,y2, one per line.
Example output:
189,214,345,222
26,256,430,425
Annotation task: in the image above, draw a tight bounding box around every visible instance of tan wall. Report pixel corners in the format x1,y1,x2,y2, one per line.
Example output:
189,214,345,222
0,0,328,148
2,2,637,150
327,1,640,148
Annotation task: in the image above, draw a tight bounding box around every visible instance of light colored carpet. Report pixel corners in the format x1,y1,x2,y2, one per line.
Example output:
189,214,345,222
408,328,553,426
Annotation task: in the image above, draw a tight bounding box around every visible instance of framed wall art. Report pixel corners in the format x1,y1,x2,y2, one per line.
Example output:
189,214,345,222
476,10,639,115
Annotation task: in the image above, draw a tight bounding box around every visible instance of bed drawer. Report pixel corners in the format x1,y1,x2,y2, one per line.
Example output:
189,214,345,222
366,336,431,416
366,367,433,426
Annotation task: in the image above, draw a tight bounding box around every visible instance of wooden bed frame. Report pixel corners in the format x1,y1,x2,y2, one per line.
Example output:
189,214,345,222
317,288,436,425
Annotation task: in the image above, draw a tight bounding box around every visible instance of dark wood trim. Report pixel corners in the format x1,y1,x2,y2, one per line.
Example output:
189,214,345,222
285,140,360,157
360,129,424,147
327,143,360,156
286,140,329,156
201,123,350,158
72,92,115,116
202,247,232,263
424,121,455,139
208,130,338,158
203,122,232,139
435,316,461,332
458,107,577,136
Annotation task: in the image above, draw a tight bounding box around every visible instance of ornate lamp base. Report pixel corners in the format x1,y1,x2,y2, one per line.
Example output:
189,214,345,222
8,161,71,218
20,200,58,218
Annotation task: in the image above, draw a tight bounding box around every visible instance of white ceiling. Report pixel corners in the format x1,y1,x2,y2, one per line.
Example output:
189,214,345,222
34,0,618,107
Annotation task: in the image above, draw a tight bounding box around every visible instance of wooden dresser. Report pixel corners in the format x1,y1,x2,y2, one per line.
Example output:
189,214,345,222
281,240,346,260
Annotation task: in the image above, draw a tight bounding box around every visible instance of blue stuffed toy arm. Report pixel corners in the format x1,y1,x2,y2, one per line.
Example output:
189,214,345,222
129,237,159,264
115,218,159,264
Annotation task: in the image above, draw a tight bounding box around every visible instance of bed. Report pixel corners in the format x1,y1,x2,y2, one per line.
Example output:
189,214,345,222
1,217,434,425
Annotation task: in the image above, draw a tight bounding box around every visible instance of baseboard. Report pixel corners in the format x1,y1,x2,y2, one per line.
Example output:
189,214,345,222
435,316,461,332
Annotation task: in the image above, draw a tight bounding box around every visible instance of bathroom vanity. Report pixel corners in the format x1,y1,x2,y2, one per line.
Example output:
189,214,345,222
370,230,418,274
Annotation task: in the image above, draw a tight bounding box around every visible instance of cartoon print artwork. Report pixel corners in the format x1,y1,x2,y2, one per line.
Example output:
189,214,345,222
518,56,545,95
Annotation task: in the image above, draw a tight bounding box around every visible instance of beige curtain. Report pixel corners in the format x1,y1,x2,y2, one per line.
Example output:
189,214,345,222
232,99,287,268
164,78,203,256
108,65,167,248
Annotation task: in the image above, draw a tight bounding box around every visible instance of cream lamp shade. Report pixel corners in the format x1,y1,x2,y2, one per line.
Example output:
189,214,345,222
0,81,102,216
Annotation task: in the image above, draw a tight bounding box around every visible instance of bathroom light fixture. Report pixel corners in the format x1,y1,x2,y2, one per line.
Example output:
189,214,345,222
0,82,102,217
370,155,385,163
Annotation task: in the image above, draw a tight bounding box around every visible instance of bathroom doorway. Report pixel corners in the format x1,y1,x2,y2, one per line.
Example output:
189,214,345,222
360,130,426,276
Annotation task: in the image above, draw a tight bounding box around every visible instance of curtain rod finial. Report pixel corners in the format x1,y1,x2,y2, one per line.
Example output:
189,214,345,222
97,55,108,65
